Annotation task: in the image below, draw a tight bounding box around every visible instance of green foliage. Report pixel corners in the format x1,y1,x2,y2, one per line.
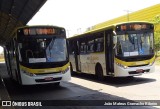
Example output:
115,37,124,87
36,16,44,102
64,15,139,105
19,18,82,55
154,32,160,52
155,56,160,65
157,51,160,56
151,15,160,56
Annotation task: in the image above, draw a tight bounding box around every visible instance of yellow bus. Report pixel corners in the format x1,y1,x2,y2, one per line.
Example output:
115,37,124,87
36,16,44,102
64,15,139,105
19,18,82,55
4,25,71,85
68,22,155,80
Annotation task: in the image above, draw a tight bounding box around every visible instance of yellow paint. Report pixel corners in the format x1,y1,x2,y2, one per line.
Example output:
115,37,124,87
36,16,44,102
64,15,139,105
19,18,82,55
115,56,155,67
20,62,70,74
89,4,160,32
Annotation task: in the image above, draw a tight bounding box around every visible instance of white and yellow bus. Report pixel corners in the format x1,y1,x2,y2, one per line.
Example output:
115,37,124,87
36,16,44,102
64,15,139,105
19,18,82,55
4,26,71,85
68,22,155,80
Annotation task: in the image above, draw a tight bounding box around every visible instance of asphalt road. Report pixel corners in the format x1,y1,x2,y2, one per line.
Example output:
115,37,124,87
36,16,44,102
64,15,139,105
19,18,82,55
0,62,160,109
70,66,160,100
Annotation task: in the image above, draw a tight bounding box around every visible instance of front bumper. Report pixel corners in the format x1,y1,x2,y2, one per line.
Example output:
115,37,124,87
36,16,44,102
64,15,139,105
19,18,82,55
114,63,155,77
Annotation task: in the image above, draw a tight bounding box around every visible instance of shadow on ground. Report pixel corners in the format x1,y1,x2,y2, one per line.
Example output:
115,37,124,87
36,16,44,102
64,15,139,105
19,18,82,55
71,71,156,87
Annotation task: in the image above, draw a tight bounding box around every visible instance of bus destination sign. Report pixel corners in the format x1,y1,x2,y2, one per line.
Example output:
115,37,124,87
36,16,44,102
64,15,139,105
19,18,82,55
23,28,56,35
116,23,153,31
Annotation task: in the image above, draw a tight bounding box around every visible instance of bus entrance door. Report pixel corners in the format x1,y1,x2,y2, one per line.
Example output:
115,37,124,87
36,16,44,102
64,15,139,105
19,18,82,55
76,55,81,72
105,30,114,75
75,41,81,72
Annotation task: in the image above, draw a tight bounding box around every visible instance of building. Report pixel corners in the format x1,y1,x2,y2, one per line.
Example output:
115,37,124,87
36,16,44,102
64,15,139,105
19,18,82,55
88,4,160,32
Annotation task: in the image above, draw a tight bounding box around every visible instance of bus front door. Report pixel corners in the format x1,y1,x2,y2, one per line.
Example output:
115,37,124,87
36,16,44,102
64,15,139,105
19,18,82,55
105,30,114,75
75,41,81,72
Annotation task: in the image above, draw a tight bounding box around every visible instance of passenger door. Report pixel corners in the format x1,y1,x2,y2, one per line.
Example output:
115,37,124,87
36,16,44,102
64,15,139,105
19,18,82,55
105,30,114,75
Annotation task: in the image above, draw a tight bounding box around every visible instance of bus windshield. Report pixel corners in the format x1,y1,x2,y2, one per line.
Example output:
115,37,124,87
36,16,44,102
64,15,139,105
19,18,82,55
19,37,68,63
116,32,154,57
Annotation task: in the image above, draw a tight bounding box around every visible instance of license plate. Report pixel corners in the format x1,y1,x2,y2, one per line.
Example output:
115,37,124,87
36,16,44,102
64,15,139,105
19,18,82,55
136,69,144,73
44,77,53,81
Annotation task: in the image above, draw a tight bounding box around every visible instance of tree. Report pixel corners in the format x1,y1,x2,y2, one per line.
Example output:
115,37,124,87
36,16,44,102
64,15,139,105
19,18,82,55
151,15,160,56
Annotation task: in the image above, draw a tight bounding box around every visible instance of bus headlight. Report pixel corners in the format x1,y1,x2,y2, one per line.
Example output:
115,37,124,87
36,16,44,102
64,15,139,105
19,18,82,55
116,62,128,69
62,67,70,74
23,71,36,76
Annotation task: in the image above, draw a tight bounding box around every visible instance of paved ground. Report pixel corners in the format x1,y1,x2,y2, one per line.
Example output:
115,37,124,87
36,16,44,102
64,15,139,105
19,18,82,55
0,62,160,109
70,65,160,100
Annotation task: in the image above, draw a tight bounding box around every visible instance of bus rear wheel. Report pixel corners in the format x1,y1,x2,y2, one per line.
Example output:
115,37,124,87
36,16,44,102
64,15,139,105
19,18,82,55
95,64,104,81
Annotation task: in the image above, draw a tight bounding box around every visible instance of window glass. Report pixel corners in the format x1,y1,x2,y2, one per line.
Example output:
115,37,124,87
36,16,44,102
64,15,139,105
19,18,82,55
20,37,67,63
116,32,154,57
80,42,86,53
87,40,94,52
95,37,104,52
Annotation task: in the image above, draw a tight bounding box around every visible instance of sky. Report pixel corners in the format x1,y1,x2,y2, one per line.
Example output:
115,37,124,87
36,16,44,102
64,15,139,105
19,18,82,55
28,0,160,37
0,0,160,53
0,47,3,54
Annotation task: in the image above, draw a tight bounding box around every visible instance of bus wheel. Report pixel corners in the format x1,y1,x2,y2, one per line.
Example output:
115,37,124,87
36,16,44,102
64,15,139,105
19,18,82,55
96,64,104,81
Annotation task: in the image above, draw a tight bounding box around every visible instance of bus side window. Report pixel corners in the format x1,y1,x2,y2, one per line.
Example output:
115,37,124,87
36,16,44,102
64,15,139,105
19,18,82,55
87,40,94,53
95,38,104,52
91,44,94,52
84,44,87,53
80,42,86,53
80,44,84,53
96,43,103,52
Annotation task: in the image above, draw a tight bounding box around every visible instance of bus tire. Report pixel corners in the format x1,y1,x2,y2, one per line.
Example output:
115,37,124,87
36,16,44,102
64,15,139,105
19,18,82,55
95,64,104,81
